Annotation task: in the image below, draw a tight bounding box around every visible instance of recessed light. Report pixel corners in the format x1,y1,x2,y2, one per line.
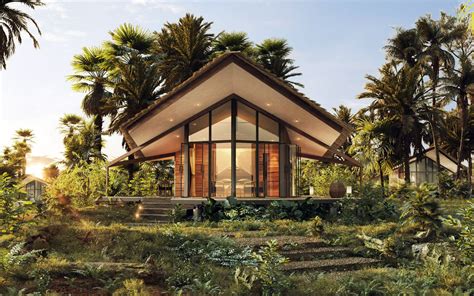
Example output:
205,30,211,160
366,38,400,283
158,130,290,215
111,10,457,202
169,119,174,122
176,135,180,138
296,137,301,141
192,123,197,126
196,103,201,107
266,103,271,107
294,119,300,123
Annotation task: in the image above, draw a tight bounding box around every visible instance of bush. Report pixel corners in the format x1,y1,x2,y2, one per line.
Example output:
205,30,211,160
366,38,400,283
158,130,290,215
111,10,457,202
339,183,399,224
300,162,358,196
0,173,35,234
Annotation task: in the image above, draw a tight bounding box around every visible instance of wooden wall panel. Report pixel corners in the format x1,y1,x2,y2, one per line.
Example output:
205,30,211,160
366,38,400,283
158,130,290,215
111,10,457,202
174,151,183,197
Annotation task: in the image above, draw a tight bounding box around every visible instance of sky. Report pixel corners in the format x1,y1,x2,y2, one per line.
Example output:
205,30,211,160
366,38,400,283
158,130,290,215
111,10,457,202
0,0,461,174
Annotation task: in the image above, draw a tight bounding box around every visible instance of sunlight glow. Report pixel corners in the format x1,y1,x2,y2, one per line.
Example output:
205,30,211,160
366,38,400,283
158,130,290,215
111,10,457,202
26,164,44,179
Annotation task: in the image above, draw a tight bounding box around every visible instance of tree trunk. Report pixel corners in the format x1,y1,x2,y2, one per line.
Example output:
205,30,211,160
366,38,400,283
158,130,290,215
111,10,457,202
456,94,468,179
404,142,411,184
378,159,385,197
431,61,442,180
93,115,103,154
467,153,472,195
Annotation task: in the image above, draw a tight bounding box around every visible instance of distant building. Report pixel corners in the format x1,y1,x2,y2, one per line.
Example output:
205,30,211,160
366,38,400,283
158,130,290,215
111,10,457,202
21,175,48,200
389,148,461,186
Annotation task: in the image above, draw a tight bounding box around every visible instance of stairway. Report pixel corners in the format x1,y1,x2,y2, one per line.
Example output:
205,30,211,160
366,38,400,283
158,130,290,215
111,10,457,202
235,236,381,273
135,197,173,223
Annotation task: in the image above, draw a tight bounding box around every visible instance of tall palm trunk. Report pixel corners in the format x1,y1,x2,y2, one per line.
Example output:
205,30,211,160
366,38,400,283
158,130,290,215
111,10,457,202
93,115,103,154
378,159,385,197
456,93,468,179
403,142,411,184
431,59,442,179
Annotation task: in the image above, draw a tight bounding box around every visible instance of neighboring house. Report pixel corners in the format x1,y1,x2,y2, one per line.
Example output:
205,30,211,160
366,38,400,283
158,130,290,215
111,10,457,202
21,175,48,200
107,52,358,200
389,147,461,186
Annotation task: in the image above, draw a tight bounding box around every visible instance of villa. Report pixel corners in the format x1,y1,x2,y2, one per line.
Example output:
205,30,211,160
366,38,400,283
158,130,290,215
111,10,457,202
389,147,463,186
107,52,358,202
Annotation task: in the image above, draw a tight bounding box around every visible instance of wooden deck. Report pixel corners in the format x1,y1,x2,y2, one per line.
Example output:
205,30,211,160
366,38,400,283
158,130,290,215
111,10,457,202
97,196,343,206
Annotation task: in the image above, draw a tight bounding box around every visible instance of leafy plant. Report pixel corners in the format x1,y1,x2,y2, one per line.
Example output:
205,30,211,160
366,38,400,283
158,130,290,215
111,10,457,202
0,173,34,234
113,278,150,296
339,183,399,224
201,198,225,221
236,240,290,296
400,184,443,239
169,204,186,223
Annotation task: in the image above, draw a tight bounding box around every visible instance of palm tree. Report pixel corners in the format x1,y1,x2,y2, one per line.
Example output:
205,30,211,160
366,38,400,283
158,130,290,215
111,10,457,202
8,129,34,177
333,105,354,154
442,55,474,180
350,116,394,195
68,47,111,155
359,62,429,183
154,13,214,92
256,38,303,88
416,13,465,176
107,53,164,133
212,31,254,57
59,115,104,167
385,28,423,67
0,0,43,69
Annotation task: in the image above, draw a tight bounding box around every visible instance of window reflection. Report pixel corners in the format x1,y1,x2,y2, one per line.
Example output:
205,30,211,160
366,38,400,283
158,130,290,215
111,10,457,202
236,102,256,141
212,101,232,141
189,113,209,142
236,143,256,197
259,114,279,142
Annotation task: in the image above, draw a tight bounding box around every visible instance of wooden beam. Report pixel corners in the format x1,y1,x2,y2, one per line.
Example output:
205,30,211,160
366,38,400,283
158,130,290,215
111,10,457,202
109,152,176,167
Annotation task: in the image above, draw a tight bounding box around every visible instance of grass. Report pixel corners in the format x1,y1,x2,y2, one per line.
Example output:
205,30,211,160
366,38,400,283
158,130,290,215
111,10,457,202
0,198,472,295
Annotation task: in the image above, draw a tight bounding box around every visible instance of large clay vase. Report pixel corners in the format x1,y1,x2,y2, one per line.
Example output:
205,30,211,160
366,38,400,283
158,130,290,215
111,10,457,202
329,181,346,198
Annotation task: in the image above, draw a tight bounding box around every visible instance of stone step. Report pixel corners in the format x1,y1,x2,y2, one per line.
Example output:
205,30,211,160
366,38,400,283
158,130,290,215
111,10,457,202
281,257,381,272
139,213,170,221
234,236,327,249
281,246,353,261
141,208,172,214
142,200,173,206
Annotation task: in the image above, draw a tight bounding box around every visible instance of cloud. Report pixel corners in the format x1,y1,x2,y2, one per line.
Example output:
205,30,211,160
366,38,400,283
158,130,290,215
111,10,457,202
130,0,184,14
42,30,87,43
41,0,68,19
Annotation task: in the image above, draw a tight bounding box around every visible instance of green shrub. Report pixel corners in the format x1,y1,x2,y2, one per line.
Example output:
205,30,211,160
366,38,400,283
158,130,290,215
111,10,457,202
113,279,150,296
400,184,443,239
0,173,35,234
339,183,399,224
235,240,290,296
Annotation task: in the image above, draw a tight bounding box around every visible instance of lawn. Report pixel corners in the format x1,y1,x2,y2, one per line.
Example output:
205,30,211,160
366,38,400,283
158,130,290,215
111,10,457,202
1,197,472,295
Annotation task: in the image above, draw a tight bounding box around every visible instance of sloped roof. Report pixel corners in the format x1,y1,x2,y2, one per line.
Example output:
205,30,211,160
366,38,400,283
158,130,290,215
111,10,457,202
121,51,352,135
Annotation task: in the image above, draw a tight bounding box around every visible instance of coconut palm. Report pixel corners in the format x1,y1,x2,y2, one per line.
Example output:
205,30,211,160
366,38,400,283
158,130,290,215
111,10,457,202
350,116,394,195
68,47,111,155
154,13,214,92
442,55,474,180
256,38,303,88
212,31,254,57
59,114,84,141
359,62,429,183
0,0,43,69
385,28,423,67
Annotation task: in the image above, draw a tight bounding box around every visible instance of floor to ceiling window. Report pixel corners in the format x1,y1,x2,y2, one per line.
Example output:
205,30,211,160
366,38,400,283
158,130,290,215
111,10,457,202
183,98,299,198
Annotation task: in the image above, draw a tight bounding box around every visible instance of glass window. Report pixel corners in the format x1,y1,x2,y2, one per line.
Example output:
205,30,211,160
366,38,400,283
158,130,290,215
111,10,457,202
236,102,256,141
211,143,232,197
259,114,279,142
189,114,209,142
212,102,232,141
258,143,280,197
236,143,256,197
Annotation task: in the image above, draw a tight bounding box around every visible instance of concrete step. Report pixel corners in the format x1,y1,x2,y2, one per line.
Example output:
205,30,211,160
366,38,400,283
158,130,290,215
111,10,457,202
281,246,353,261
141,208,172,214
139,213,170,221
234,236,327,249
281,257,382,272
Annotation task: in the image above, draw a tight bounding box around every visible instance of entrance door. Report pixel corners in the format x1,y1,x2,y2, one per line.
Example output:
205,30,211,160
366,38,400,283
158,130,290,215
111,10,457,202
258,143,280,197
189,143,209,197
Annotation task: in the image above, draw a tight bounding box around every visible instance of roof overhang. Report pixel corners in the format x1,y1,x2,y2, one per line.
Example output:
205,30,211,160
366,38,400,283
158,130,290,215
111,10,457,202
110,52,356,167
